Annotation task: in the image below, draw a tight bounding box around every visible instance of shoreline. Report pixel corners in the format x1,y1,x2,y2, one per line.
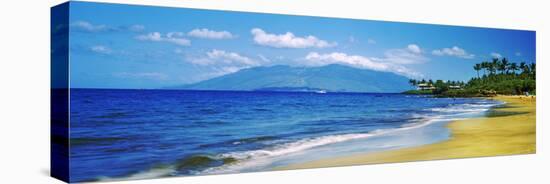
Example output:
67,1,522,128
278,95,536,170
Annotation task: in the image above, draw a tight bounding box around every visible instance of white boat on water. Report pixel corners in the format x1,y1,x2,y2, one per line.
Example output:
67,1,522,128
315,90,327,94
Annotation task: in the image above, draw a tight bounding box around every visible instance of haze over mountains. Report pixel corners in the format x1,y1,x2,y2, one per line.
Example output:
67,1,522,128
175,64,411,93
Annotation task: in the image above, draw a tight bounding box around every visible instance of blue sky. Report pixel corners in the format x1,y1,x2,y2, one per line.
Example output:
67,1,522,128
65,1,536,89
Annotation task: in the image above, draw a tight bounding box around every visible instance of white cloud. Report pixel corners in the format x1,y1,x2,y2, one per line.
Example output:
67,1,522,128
258,54,271,62
214,66,243,75
407,44,422,54
490,52,503,58
90,45,112,55
432,46,475,59
304,52,422,78
187,49,260,76
129,25,145,32
250,28,336,48
136,32,191,46
372,44,428,64
70,21,145,32
71,21,109,32
515,52,522,56
113,72,169,81
137,32,163,41
205,49,257,65
187,28,235,39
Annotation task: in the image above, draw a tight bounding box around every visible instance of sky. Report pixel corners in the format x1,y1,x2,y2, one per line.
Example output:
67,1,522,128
63,1,536,89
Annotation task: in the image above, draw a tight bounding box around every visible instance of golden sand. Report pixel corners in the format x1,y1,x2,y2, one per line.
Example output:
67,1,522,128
280,95,536,170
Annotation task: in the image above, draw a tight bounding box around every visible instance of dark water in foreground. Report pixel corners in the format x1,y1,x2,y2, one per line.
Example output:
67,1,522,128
69,89,500,182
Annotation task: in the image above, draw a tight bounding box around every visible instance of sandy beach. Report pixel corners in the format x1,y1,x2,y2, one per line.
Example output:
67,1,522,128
280,95,536,170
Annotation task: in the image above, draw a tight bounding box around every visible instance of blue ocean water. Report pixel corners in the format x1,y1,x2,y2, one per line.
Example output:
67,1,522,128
69,89,501,182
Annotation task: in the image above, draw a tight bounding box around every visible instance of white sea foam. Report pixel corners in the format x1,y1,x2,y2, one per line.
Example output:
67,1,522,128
430,102,502,114
200,118,447,174
105,100,503,178
199,100,502,174
431,107,489,113
220,133,376,160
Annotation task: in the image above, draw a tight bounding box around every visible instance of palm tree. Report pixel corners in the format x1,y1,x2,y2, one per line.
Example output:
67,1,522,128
493,58,503,74
474,63,482,78
408,79,417,87
435,80,444,88
490,58,499,75
519,62,527,74
480,61,487,76
510,62,518,75
501,58,509,74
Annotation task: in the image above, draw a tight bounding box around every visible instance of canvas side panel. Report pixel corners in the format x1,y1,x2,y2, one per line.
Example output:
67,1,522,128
51,2,70,183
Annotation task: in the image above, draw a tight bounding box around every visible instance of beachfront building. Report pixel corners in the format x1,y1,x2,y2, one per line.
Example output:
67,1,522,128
417,83,436,91
449,85,463,90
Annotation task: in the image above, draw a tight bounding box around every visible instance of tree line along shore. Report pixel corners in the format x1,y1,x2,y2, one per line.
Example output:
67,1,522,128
404,57,536,97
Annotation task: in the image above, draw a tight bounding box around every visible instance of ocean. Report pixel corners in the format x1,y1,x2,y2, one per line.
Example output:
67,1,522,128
68,89,501,182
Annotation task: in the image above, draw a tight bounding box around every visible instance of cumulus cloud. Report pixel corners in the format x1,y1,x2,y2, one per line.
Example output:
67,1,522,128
432,46,475,59
136,32,191,46
187,28,235,39
371,44,428,64
250,28,336,48
304,52,422,78
113,72,169,81
203,49,257,66
70,21,145,33
491,52,503,58
71,21,110,32
407,44,422,54
90,45,113,55
187,49,260,76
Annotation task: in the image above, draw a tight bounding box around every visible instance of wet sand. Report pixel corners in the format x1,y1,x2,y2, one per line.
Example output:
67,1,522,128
280,95,536,170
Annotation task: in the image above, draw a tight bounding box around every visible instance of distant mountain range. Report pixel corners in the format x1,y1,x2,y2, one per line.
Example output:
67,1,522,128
172,64,411,93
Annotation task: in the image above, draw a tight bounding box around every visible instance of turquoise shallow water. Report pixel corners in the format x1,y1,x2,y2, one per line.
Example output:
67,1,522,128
68,89,500,182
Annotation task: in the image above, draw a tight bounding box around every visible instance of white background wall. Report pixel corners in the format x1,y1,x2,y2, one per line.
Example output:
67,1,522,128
0,0,548,183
